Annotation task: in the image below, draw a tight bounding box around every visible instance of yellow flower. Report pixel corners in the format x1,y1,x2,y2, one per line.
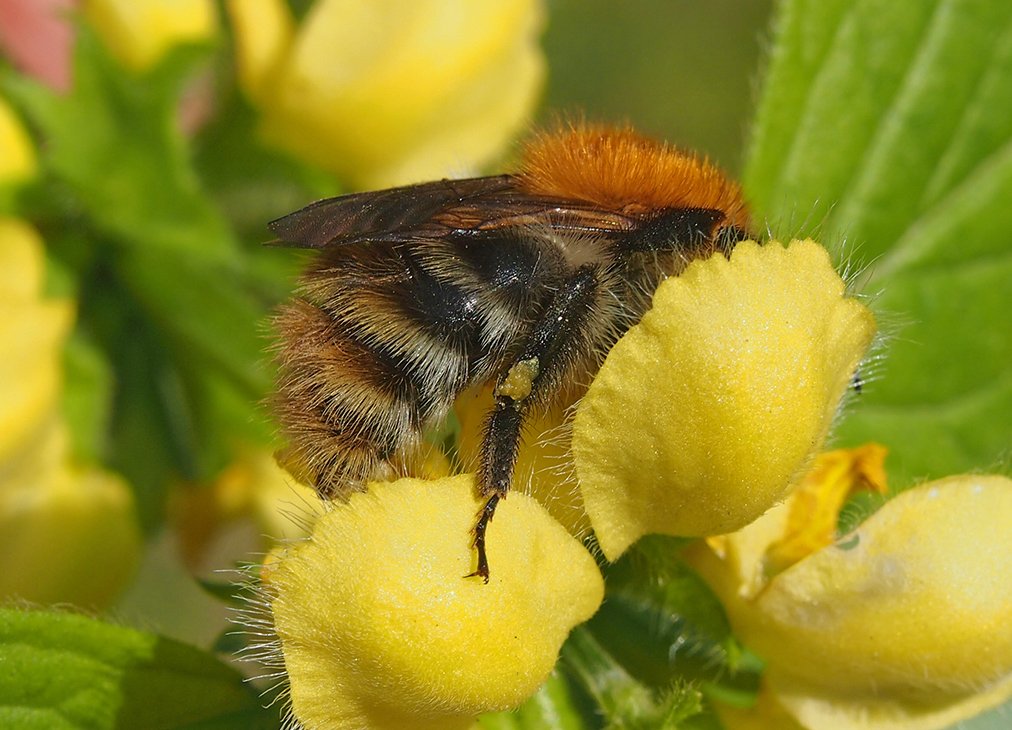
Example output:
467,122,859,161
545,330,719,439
226,0,546,188
264,474,603,730
0,218,73,465
178,441,453,571
174,450,321,570
572,240,876,560
0,422,142,609
693,465,1012,730
0,218,141,608
0,96,36,188
758,443,888,581
84,0,218,72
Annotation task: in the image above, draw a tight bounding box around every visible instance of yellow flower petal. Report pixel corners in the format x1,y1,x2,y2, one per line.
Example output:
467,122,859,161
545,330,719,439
715,683,806,730
0,217,46,301
225,0,294,104
0,219,74,465
388,440,455,482
695,474,1012,729
762,443,888,578
775,673,1012,730
237,0,545,187
702,445,888,599
756,474,1012,692
0,426,142,608
0,97,36,187
0,415,66,487
268,474,603,730
84,0,218,72
573,240,876,559
174,450,322,569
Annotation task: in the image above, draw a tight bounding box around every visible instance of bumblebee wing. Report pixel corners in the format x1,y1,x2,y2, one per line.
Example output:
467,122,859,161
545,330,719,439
268,175,638,248
268,176,514,248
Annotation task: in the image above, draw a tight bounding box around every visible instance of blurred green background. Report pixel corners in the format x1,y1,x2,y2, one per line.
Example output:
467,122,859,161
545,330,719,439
542,0,773,173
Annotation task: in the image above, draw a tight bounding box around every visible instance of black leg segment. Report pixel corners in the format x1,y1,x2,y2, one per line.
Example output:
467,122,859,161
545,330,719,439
468,264,604,581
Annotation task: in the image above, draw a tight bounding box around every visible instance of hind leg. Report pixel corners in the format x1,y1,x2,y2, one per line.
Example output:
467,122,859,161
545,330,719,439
469,264,609,581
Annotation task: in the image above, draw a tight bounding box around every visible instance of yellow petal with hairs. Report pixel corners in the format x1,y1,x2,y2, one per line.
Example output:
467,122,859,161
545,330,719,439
573,240,875,559
268,474,603,730
456,384,590,538
703,445,888,599
761,443,887,578
695,473,1012,730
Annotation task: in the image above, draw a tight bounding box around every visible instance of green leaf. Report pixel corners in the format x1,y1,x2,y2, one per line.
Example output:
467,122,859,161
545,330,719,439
86,284,192,529
192,88,339,243
589,537,737,687
0,607,274,729
117,247,273,398
561,628,703,730
3,30,232,260
744,0,1012,482
61,329,114,463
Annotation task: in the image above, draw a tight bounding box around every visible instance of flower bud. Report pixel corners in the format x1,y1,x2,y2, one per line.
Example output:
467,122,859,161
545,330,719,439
0,424,142,608
573,240,876,559
84,0,218,72
226,0,545,188
266,474,603,730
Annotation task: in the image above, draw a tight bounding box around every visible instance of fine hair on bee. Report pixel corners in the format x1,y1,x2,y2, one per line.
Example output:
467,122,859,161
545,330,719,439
269,122,751,581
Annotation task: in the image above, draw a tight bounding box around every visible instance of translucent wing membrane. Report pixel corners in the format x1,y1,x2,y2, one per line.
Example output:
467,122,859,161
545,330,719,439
267,175,670,249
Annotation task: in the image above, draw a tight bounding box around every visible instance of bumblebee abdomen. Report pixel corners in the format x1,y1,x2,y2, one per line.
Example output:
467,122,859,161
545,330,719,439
275,236,565,496
273,300,416,496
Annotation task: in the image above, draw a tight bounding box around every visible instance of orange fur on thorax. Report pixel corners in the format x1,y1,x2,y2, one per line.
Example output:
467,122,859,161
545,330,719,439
519,123,749,230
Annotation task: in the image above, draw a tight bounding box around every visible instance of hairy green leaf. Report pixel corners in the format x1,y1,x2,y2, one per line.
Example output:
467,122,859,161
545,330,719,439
563,627,704,730
0,608,272,729
589,537,737,688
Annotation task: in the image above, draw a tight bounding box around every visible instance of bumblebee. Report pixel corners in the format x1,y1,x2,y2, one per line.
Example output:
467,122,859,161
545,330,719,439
271,124,750,580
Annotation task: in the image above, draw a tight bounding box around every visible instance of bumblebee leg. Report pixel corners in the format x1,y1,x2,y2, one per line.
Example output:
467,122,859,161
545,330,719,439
466,493,501,582
468,264,604,581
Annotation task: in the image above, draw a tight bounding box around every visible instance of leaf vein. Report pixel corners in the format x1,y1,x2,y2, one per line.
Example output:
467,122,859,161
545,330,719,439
874,135,1012,278
768,0,866,197
916,14,1012,210
830,0,974,229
